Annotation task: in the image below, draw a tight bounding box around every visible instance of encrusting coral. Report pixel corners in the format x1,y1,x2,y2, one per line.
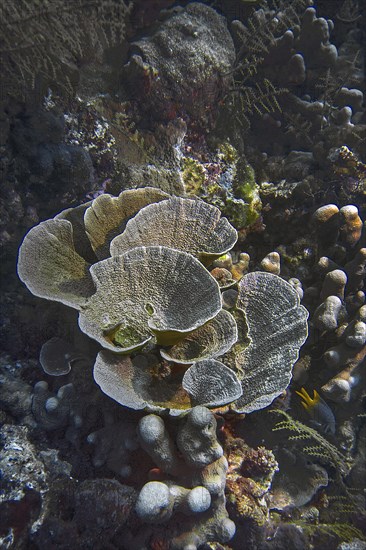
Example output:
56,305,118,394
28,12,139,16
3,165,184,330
17,187,308,415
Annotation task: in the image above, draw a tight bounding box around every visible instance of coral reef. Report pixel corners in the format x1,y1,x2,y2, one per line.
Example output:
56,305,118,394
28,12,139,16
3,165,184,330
1,0,365,548
227,3,365,157
225,436,279,527
0,423,73,548
306,204,366,408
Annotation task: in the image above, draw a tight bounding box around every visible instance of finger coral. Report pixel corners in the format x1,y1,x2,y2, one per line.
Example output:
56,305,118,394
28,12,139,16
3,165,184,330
307,204,366,410
135,407,236,549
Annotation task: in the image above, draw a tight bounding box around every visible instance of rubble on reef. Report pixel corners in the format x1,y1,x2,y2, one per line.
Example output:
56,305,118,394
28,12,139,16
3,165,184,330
0,0,365,549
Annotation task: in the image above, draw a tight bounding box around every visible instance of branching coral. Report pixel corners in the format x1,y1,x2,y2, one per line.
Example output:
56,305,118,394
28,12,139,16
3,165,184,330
222,1,365,161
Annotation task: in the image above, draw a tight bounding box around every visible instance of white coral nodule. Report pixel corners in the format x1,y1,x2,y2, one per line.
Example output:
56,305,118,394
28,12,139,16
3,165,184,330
17,188,308,414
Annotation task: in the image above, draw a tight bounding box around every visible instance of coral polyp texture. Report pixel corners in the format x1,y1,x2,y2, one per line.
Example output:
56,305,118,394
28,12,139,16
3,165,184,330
109,196,238,262
17,187,309,415
232,271,309,413
79,245,222,352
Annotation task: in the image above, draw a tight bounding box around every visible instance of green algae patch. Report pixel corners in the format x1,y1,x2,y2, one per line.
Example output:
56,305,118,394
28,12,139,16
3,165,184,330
104,323,147,349
181,145,261,230
182,157,206,194
224,197,251,229
145,303,154,316
232,162,262,226
217,142,238,164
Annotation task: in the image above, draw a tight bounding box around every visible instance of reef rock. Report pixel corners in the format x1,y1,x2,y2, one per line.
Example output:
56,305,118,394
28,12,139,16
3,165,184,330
123,2,235,123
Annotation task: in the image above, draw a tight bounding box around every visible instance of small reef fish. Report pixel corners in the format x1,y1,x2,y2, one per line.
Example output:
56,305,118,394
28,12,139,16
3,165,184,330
295,387,336,435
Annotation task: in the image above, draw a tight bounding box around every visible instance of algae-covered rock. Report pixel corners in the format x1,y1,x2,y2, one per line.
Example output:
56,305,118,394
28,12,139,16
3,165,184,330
123,2,235,123
182,157,207,195
182,146,262,230
231,161,262,226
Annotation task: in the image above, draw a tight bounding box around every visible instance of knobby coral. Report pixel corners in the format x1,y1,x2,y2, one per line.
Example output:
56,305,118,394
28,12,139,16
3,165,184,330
17,188,308,414
135,407,236,549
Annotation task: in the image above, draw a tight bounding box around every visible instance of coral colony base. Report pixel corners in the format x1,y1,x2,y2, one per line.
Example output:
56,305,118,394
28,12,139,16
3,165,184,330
0,1,365,549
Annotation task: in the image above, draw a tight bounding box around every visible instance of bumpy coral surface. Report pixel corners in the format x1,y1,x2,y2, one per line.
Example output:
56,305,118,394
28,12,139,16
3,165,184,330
123,3,235,123
135,407,236,549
